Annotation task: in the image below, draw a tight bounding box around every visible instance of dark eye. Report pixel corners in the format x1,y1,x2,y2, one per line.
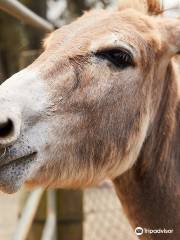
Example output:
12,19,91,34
95,48,134,69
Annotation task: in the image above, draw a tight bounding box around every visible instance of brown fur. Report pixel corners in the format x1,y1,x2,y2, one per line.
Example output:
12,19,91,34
40,3,180,239
114,62,180,239
29,3,180,238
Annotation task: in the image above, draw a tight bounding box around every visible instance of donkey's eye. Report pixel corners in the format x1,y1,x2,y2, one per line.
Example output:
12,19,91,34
95,48,134,69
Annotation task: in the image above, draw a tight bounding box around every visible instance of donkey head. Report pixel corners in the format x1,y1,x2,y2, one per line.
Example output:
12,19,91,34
0,7,179,193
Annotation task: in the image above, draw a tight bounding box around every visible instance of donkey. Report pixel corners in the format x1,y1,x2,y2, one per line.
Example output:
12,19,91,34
0,0,179,239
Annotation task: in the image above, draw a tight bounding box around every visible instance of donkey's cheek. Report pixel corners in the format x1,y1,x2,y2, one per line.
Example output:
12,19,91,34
28,113,150,189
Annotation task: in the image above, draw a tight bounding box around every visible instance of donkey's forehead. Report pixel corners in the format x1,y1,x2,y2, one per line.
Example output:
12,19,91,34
44,9,160,54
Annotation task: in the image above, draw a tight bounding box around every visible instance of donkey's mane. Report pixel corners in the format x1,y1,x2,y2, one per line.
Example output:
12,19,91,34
118,0,162,15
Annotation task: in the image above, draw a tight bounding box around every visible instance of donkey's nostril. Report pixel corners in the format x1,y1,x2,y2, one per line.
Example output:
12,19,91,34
0,118,14,138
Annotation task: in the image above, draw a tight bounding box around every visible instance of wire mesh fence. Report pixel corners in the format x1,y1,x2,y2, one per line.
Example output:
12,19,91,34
84,185,138,240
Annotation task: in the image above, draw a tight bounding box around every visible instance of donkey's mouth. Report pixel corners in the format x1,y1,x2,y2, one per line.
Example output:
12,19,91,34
0,151,37,168
0,151,37,194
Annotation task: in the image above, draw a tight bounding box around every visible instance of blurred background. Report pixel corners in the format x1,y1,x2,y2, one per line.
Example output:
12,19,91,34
0,0,179,240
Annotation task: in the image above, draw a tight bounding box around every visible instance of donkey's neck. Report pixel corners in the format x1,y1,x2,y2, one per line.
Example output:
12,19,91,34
113,61,180,240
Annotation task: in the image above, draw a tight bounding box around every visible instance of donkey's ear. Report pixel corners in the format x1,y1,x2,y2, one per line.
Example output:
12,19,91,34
159,18,180,56
117,0,161,14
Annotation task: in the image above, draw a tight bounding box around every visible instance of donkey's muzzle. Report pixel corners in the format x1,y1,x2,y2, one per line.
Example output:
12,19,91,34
0,118,13,138
0,109,21,147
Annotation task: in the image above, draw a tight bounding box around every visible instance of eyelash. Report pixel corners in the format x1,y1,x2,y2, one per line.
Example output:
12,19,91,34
95,48,134,69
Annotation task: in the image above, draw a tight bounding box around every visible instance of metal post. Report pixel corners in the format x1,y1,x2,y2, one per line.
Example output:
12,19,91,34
0,0,54,32
41,190,57,240
13,188,44,240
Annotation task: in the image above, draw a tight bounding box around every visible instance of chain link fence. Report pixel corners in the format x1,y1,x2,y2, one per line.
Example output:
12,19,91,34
84,185,138,240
